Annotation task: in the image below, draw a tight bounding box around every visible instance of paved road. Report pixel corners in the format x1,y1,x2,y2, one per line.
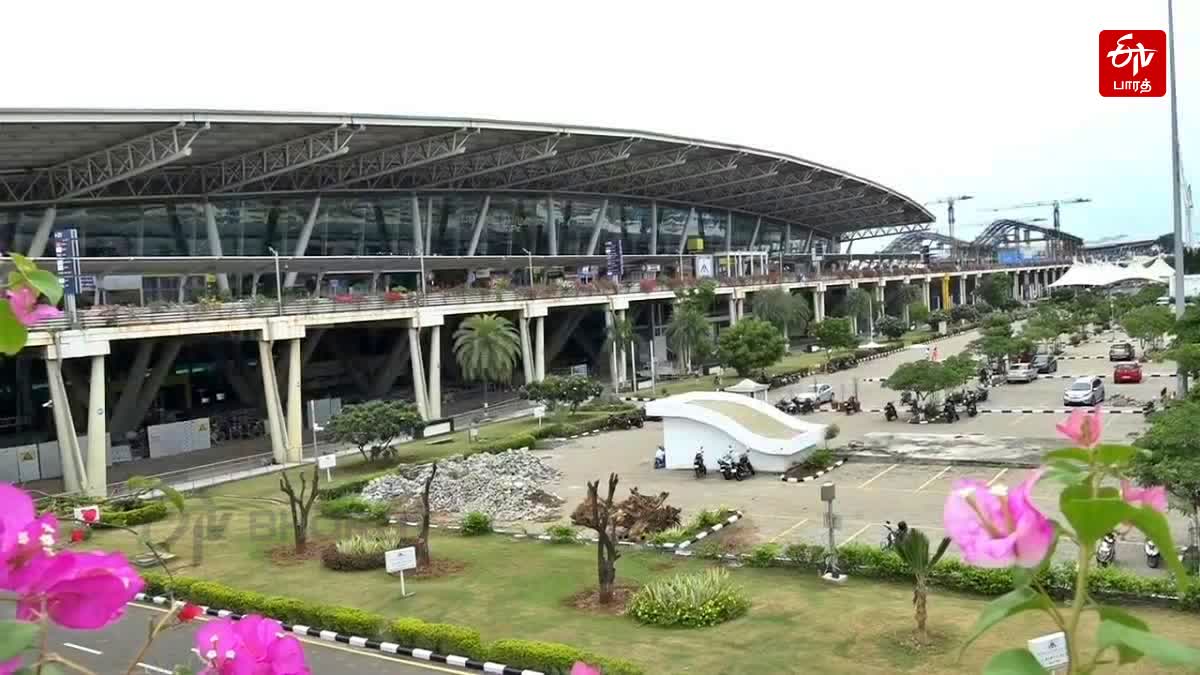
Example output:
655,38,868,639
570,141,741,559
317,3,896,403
43,603,467,675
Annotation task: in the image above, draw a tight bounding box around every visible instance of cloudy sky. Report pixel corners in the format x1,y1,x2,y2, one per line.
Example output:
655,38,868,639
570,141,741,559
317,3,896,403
5,0,1195,250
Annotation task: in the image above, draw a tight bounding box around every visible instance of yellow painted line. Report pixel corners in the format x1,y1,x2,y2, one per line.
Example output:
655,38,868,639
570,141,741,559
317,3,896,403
857,464,898,488
840,523,872,546
987,468,1009,486
769,518,809,543
129,603,467,675
915,466,952,492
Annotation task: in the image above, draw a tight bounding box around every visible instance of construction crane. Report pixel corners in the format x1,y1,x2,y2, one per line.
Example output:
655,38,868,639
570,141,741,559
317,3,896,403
924,195,974,260
986,197,1091,258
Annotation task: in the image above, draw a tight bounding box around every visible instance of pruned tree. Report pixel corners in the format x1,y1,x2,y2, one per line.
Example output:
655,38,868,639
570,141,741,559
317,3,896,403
327,400,424,462
559,374,604,413
812,318,858,366
587,473,621,604
876,315,907,340
884,360,967,407
895,528,952,640
717,318,787,379
416,462,438,568
278,464,321,554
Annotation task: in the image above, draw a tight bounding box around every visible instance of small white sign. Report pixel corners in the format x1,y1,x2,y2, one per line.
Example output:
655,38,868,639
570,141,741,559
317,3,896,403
385,546,418,573
533,405,546,419
317,454,337,470
73,505,101,524
1028,632,1069,670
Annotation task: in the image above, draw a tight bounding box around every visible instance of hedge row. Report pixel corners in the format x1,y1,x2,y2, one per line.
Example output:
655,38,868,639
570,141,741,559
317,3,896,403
720,542,1200,610
99,501,169,528
141,573,642,675
315,471,392,501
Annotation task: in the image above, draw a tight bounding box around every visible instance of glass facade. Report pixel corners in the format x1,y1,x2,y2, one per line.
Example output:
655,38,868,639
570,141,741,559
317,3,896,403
0,192,797,260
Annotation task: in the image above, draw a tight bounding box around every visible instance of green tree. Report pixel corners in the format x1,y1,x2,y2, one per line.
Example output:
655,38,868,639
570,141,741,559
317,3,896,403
876,315,907,340
977,272,1012,309
812,318,858,365
521,378,563,411
666,304,712,375
925,309,949,331
894,528,952,640
453,313,523,401
949,304,979,324
717,318,787,379
524,374,603,413
888,283,925,316
603,311,637,390
327,400,424,462
908,303,930,326
1121,305,1175,350
841,287,873,321
675,278,717,313
1164,343,1200,381
1131,399,1200,569
883,360,966,407
752,287,811,339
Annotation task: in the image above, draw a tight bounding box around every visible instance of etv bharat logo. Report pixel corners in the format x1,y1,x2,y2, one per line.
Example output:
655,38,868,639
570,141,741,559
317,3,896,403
1099,30,1166,97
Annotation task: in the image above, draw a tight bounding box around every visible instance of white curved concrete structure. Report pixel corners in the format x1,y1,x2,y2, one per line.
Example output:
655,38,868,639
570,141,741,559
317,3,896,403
646,391,826,473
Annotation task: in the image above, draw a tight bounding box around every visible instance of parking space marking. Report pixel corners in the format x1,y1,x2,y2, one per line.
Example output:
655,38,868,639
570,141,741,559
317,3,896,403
986,468,1009,487
770,518,809,543
858,464,898,488
915,466,953,492
840,523,872,546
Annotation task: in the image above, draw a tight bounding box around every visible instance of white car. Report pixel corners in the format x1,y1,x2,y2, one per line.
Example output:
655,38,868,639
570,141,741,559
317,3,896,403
794,383,835,405
1005,363,1039,383
1064,376,1106,406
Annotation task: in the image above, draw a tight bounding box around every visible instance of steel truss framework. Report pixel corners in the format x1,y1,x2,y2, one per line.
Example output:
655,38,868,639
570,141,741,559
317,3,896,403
972,219,1085,248
0,112,937,239
838,223,932,242
880,230,984,254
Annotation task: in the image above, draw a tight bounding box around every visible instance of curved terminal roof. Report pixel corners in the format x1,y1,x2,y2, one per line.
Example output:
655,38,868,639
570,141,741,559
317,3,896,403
0,109,933,239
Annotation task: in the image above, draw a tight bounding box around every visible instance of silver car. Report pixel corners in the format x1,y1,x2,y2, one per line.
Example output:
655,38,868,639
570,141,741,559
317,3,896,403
794,383,835,404
1064,376,1105,406
1005,363,1038,383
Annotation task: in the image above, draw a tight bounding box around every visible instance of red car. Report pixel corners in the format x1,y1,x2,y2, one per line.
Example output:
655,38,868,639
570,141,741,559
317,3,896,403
1113,362,1143,384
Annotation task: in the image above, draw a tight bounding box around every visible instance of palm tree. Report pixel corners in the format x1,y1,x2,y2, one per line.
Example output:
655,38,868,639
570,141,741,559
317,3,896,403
603,313,637,391
842,287,874,336
666,305,710,375
890,283,923,314
894,528,952,641
452,314,522,403
752,288,811,347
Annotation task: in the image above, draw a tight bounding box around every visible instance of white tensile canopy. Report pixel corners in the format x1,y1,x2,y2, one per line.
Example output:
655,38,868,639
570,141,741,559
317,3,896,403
1144,257,1176,282
1048,260,1165,288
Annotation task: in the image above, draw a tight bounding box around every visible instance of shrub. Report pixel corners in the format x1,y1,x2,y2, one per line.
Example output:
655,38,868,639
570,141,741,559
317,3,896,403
477,433,538,454
316,473,390,501
747,543,781,568
460,511,493,536
545,524,578,544
790,447,834,475
99,501,169,527
321,531,417,572
783,542,826,567
648,526,690,546
824,424,840,441
628,569,750,628
319,495,385,520
389,618,484,656
487,640,643,675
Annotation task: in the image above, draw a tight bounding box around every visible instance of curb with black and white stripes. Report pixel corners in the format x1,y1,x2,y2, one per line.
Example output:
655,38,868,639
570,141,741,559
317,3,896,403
620,396,655,402
864,407,1148,415
781,458,847,483
132,594,543,675
644,511,744,553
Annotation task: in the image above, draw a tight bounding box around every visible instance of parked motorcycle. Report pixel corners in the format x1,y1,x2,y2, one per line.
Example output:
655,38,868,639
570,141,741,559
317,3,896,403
880,520,908,550
775,399,797,415
654,446,666,469
884,402,899,422
797,398,816,414
975,382,990,402
718,450,753,481
693,450,707,479
942,400,960,423
1096,532,1117,567
1142,401,1157,416
737,450,756,477
1146,541,1161,569
966,400,978,418
842,396,861,415
900,390,915,406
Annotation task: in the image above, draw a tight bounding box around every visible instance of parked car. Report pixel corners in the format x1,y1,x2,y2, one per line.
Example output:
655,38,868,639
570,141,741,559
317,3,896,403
1113,362,1144,384
1006,362,1039,383
794,383,836,405
1064,376,1106,406
1032,353,1058,374
1109,342,1136,361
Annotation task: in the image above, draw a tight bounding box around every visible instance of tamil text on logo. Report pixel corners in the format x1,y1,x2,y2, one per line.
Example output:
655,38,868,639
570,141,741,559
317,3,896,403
1098,30,1166,98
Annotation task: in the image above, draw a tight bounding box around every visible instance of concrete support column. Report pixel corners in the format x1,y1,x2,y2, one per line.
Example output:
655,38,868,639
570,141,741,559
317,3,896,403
204,203,231,293
411,195,425,256
519,313,534,385
616,309,628,385
814,289,826,323
546,195,557,255
286,339,302,463
46,358,85,494
122,340,183,436
257,341,288,464
586,199,608,255
110,341,155,435
728,297,738,325
85,355,107,497
534,317,545,382
427,325,442,419
650,201,658,255
605,311,619,390
284,196,322,288
26,206,57,258
466,195,491,256
902,301,911,326
1012,273,1020,302
407,327,430,420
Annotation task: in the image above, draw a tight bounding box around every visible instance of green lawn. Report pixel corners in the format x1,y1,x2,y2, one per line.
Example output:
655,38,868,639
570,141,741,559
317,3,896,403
97,480,1200,674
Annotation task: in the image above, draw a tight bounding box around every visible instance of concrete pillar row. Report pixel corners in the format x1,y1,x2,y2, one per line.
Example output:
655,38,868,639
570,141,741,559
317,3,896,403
427,325,442,419
616,308,628,385
407,326,430,420
604,311,619,391
257,340,289,464
519,311,534,386
814,289,826,323
45,358,85,494
85,355,107,497
286,339,303,463
534,317,545,383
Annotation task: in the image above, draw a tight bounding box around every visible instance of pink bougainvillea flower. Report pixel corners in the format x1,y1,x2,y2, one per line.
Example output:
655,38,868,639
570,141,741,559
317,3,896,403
0,657,22,675
0,483,59,587
5,287,62,327
1121,480,1168,513
197,615,310,675
14,550,143,629
1055,407,1103,448
570,663,602,675
944,470,1055,568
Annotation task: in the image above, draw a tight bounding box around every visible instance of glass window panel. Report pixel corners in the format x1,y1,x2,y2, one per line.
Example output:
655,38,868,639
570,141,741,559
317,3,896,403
696,209,727,253
729,213,756,250
657,206,690,255
757,221,785,252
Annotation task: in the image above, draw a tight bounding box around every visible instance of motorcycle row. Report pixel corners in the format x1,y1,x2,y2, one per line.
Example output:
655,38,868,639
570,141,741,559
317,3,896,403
774,396,819,415
883,380,990,424
693,448,756,481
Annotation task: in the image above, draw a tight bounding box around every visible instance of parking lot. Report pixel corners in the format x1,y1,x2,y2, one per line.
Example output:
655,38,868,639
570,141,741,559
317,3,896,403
536,326,1182,577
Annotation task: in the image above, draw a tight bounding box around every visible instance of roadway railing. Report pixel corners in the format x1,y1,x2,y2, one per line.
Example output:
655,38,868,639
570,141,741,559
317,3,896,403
28,258,1070,333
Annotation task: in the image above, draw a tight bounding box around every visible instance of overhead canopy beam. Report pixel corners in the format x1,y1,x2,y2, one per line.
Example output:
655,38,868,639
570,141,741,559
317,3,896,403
202,124,361,193
704,169,818,204
488,138,639,188
839,223,931,242
802,207,906,229
412,133,565,188
0,122,209,203
556,146,695,190
660,160,783,199
604,153,744,195
781,196,891,221
321,128,477,189
763,188,867,218
737,180,850,212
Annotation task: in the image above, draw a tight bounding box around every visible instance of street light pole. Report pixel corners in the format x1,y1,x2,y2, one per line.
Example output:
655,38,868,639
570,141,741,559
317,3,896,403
267,246,283,316
1168,0,1187,396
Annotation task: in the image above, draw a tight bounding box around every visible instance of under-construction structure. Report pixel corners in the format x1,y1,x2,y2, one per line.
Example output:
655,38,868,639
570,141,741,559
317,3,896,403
881,218,1084,260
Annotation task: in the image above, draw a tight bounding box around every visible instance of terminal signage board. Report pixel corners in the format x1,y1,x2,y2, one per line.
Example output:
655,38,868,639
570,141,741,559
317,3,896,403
54,229,82,296
605,240,623,280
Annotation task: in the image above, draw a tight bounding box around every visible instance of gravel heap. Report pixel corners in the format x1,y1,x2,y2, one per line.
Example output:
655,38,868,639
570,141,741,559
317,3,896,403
361,450,564,522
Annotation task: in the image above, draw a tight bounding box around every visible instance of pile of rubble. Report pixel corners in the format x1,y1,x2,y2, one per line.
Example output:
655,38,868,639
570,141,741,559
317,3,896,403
571,487,682,540
361,450,564,522
1106,393,1146,408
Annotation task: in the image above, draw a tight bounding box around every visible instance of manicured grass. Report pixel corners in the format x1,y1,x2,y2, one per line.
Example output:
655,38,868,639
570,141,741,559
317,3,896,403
95,485,1200,674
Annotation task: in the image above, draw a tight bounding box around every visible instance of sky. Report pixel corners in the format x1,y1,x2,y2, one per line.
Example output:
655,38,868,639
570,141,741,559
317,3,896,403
4,0,1196,252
